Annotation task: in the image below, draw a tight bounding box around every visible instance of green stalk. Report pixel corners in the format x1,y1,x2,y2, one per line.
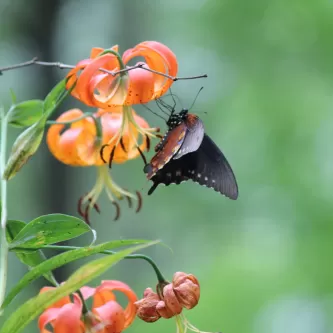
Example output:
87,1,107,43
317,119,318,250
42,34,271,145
39,244,167,283
0,107,8,313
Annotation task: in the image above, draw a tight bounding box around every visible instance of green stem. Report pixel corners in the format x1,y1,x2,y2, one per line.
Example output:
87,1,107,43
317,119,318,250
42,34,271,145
0,108,8,312
99,50,126,71
76,289,89,314
46,112,94,125
41,244,167,283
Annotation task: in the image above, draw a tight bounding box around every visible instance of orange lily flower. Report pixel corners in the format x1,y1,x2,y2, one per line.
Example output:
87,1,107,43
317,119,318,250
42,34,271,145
38,291,84,333
38,280,137,333
66,41,178,108
46,107,150,222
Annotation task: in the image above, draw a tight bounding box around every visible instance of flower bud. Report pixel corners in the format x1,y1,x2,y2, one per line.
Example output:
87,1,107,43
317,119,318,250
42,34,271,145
134,288,161,323
172,272,200,309
156,284,182,318
3,118,45,180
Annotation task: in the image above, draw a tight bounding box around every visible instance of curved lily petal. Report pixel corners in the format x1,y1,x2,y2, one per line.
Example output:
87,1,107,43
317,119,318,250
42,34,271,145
47,109,97,166
76,54,126,107
80,286,96,300
66,59,92,97
95,280,138,328
123,41,178,99
124,63,155,105
93,300,125,333
52,303,85,333
38,294,83,333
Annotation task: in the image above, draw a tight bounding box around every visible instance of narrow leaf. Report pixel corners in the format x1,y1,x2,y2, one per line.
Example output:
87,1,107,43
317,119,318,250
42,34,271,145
9,214,90,249
9,89,17,104
43,79,66,114
1,241,158,333
2,239,151,310
7,100,44,128
6,220,57,285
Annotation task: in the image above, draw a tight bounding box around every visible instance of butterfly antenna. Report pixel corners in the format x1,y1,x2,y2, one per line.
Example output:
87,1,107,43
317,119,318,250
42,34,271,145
142,104,167,121
189,86,204,111
169,87,177,110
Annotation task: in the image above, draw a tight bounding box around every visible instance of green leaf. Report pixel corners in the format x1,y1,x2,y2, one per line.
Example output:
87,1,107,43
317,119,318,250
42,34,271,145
6,220,57,285
9,214,90,249
43,79,66,115
2,239,151,311
1,240,158,333
7,100,44,128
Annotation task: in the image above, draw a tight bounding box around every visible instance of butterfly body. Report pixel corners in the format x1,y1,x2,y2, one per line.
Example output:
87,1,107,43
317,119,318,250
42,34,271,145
144,108,238,199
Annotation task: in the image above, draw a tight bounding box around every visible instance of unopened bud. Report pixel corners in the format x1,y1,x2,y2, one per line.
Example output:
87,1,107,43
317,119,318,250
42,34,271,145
172,272,200,309
156,284,182,319
3,118,46,180
134,288,161,323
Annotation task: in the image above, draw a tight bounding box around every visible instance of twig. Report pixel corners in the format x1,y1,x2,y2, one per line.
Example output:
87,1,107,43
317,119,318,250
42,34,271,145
0,58,208,81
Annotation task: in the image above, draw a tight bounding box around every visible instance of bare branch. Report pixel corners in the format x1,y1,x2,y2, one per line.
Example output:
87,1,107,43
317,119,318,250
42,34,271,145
0,58,208,81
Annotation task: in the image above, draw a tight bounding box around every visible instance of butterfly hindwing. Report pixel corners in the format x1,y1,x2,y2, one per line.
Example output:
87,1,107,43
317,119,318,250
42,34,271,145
187,134,238,199
147,134,238,200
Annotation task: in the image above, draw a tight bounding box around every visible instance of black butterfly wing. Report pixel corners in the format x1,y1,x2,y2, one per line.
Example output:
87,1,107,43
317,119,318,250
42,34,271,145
190,134,238,199
147,134,238,200
173,114,205,160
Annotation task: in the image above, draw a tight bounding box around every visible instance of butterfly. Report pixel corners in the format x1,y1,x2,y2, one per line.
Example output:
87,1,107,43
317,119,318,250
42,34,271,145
143,108,239,199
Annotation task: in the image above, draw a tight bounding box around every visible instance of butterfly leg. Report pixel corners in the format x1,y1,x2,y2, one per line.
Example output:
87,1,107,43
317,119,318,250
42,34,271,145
77,194,101,225
136,145,148,166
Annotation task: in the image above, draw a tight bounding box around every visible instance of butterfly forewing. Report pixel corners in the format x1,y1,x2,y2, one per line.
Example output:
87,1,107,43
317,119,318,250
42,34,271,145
146,123,187,179
173,115,205,160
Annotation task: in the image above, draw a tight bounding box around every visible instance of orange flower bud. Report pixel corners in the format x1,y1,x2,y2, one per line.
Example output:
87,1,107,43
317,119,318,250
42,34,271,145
134,288,161,323
172,272,200,309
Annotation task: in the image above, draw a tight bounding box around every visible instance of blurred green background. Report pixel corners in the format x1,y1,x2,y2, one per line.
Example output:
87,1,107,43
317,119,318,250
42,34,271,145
1,0,333,332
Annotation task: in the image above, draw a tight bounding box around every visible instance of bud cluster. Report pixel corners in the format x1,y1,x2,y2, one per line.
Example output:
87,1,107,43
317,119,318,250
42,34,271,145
135,272,200,323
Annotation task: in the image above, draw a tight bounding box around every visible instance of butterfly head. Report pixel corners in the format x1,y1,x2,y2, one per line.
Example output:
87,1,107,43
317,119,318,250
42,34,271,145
166,108,189,129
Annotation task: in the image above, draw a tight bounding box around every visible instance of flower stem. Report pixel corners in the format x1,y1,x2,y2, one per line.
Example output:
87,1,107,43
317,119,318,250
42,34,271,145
32,244,167,283
0,107,9,313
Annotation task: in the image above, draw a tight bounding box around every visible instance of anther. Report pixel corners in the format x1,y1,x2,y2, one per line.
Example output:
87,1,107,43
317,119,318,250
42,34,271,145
145,135,151,152
88,197,101,213
100,144,109,164
125,195,132,208
135,191,143,213
112,202,121,221
119,137,127,153
77,196,85,217
84,205,91,225
108,146,116,169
